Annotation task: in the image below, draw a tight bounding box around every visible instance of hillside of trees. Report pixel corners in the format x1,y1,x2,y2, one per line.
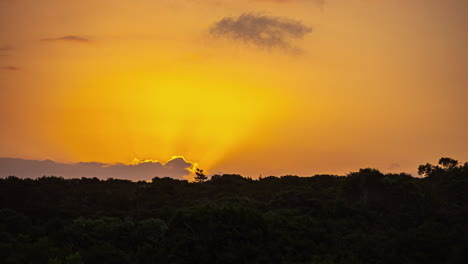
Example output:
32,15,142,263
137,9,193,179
1,158,468,264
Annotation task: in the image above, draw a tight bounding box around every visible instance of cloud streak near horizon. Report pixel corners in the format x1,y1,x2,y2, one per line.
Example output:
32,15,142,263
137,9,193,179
209,13,312,51
0,45,13,56
0,157,196,181
0,45,13,51
0,66,19,71
41,35,90,43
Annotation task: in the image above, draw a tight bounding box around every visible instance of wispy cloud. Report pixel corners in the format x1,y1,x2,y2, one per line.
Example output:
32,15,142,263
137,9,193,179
0,45,13,51
209,13,312,52
0,157,197,181
0,66,19,71
0,45,13,56
388,163,401,171
41,35,90,43
251,0,325,6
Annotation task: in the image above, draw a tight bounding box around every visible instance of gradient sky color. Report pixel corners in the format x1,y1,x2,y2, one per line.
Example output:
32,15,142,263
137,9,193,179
1,0,467,178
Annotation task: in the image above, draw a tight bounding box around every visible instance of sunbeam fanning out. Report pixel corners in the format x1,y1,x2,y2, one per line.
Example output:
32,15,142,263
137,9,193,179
52,70,287,174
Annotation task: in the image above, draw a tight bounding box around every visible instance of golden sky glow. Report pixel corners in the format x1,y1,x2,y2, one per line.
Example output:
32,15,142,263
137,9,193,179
1,0,467,178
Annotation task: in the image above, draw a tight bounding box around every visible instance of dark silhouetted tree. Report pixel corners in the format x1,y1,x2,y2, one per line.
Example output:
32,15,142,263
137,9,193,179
438,157,458,169
194,168,208,183
418,157,459,177
418,163,435,177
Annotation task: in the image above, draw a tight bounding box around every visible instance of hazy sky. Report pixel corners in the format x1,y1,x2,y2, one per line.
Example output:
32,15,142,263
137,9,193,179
1,0,467,179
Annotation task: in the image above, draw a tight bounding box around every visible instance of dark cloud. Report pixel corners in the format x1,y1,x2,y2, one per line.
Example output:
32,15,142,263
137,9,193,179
251,0,325,6
0,66,19,71
0,157,196,181
0,45,13,51
209,13,312,51
41,35,90,43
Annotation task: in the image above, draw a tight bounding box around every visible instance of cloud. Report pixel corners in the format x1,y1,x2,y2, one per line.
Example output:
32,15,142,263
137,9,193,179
388,163,401,171
0,45,13,56
184,0,325,7
0,45,13,51
209,13,312,51
0,66,19,71
41,35,90,43
0,157,197,181
251,0,325,6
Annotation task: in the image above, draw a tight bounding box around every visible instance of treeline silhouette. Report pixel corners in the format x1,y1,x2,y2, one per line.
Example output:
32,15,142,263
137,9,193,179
1,158,467,264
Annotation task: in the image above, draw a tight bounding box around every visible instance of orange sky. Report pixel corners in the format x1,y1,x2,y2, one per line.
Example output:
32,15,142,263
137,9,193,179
1,0,467,178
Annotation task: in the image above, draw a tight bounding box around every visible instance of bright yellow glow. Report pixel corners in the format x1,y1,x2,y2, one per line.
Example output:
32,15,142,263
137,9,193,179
1,0,467,177
129,155,197,170
53,69,289,173
130,155,199,179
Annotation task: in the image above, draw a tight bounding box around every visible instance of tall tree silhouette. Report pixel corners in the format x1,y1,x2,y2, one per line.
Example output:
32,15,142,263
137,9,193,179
194,168,208,183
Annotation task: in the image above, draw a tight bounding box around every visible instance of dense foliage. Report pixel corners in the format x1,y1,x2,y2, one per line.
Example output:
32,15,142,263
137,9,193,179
1,158,468,264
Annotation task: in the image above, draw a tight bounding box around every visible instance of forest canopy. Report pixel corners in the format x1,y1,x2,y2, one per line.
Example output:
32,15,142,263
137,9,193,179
0,158,467,263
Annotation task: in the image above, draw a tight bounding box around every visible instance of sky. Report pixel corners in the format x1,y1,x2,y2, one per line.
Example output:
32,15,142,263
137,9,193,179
1,0,467,180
